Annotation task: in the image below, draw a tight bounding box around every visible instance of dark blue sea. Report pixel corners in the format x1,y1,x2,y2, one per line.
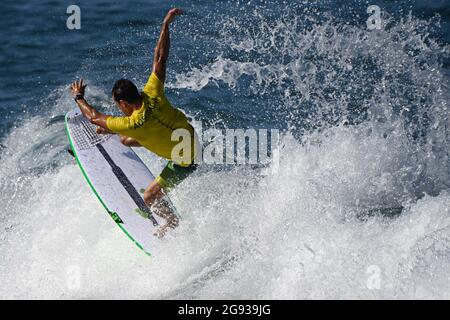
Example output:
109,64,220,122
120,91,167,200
1,0,450,299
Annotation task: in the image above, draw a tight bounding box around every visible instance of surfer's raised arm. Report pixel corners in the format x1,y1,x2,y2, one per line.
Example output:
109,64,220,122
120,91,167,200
152,8,182,83
70,79,109,129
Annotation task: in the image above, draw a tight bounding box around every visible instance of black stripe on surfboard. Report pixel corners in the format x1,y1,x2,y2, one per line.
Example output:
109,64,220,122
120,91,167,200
96,144,159,226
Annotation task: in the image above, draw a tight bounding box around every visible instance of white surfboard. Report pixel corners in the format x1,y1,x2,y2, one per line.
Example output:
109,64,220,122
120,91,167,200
65,108,179,256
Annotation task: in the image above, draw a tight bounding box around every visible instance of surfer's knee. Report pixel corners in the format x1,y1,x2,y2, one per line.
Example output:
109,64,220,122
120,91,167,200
143,182,163,206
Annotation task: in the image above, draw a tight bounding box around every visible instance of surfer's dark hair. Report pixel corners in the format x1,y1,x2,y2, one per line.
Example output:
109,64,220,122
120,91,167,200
112,79,141,103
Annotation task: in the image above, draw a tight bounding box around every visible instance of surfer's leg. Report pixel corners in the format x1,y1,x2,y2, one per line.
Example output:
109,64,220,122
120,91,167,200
144,161,196,237
143,181,179,237
143,180,168,211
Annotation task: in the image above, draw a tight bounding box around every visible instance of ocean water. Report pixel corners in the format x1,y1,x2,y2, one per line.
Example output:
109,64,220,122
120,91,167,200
1,0,450,299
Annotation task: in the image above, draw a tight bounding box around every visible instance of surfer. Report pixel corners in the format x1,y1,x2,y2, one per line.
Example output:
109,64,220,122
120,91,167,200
70,8,196,237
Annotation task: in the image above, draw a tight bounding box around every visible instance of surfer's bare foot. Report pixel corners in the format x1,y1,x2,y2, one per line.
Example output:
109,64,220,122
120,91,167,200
152,200,179,226
152,204,179,239
153,212,179,239
154,224,169,239
154,219,179,238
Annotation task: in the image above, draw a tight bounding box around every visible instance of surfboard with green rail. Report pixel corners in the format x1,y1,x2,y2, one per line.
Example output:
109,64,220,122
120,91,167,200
65,108,179,256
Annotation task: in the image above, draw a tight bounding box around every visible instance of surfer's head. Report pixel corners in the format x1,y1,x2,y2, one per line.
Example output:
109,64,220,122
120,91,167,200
112,79,142,115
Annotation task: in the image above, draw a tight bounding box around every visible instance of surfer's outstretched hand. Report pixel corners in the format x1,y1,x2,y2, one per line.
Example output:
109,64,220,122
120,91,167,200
163,8,182,25
70,79,86,97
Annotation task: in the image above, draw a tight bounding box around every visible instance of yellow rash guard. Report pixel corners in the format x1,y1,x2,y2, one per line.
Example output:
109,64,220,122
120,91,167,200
106,73,195,167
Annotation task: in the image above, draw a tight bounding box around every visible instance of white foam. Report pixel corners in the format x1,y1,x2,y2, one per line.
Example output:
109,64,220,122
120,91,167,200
1,117,450,299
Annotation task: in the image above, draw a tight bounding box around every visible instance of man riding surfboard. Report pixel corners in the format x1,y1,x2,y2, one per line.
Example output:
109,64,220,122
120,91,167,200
70,8,195,237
